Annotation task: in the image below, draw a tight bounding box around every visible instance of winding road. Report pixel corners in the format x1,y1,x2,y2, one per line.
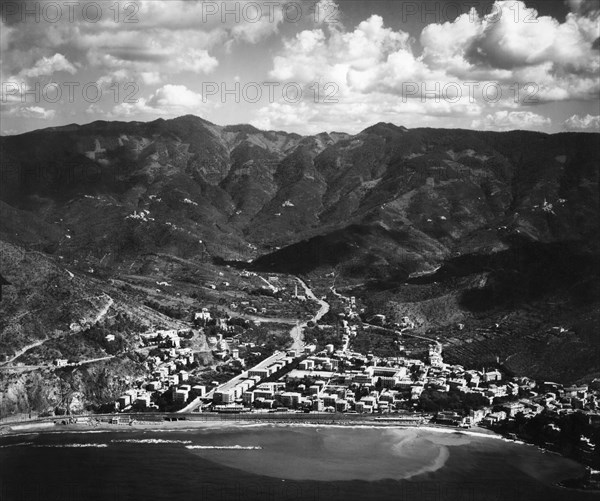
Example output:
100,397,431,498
289,278,330,350
1,294,114,368
179,278,330,413
1,339,48,366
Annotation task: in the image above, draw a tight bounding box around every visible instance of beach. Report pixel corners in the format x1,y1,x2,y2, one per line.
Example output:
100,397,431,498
1,418,596,501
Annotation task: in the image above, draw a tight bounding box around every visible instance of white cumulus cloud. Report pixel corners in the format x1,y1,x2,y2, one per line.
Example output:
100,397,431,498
8,106,56,119
563,114,600,131
472,110,551,130
19,54,77,78
111,84,205,118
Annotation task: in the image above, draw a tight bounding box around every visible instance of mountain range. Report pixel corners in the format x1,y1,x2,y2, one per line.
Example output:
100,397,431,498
2,116,598,269
0,115,599,412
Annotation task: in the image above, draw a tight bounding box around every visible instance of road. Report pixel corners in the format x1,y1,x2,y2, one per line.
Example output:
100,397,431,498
257,275,278,293
222,277,330,351
289,278,330,350
179,277,331,412
1,294,114,368
401,330,443,350
330,286,350,302
10,293,112,323
0,355,116,372
363,323,442,351
219,305,296,325
1,339,48,366
91,294,114,324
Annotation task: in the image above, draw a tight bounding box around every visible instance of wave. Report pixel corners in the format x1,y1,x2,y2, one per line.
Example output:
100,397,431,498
405,445,450,479
0,442,34,448
502,437,526,445
185,445,262,450
416,426,503,440
32,443,108,448
112,438,192,445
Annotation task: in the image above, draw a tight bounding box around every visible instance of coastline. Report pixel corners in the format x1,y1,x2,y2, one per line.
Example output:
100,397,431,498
2,416,596,494
0,414,510,441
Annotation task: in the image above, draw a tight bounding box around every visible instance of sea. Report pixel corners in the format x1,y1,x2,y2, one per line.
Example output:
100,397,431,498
0,424,596,501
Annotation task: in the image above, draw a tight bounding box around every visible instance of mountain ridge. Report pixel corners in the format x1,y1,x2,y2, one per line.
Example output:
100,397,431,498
0,115,599,417
1,115,598,265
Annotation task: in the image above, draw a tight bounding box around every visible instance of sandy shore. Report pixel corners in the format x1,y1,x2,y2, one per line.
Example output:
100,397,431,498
0,418,240,437
0,416,499,440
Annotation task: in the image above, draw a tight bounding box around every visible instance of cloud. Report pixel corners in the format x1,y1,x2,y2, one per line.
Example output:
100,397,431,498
420,10,484,74
419,1,600,100
270,14,414,92
1,0,286,85
2,0,599,134
7,106,56,119
86,35,220,76
565,0,600,16
140,72,162,85
131,0,286,36
457,2,599,72
147,84,204,109
259,0,600,135
229,4,285,43
19,54,77,78
96,69,131,87
251,91,482,135
471,110,551,130
270,1,600,102
111,84,205,118
313,0,344,28
563,113,600,131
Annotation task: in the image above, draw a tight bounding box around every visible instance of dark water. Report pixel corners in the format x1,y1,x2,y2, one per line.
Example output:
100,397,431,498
0,425,596,501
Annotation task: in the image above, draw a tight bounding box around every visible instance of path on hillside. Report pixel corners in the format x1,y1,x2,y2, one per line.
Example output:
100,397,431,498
0,355,116,372
91,294,114,324
1,339,48,366
219,306,295,325
1,294,114,367
330,286,350,302
11,293,112,322
222,276,330,350
289,278,330,351
402,331,442,351
257,275,278,293
363,323,442,350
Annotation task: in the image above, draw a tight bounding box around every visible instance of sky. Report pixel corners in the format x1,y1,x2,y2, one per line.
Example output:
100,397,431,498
1,0,599,135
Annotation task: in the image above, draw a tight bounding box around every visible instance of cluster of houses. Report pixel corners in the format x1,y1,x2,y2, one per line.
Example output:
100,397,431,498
212,350,302,408
109,287,600,462
115,329,198,411
203,332,600,438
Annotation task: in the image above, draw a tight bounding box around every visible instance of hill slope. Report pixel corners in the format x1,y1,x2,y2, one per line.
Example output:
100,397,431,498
1,116,599,388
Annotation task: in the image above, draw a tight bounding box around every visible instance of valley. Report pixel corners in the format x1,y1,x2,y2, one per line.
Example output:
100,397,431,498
0,117,598,449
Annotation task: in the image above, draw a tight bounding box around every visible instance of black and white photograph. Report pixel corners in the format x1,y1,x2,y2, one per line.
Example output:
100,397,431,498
0,1,599,500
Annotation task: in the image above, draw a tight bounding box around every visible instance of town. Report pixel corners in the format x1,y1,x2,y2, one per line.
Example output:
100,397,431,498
107,273,600,474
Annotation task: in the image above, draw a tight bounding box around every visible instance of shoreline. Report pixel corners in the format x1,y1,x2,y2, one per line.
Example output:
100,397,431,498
0,415,497,438
2,417,596,493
